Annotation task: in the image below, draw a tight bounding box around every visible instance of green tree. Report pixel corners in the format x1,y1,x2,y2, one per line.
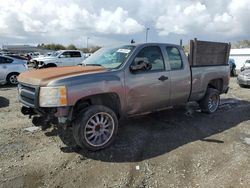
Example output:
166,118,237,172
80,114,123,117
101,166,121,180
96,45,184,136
67,44,77,50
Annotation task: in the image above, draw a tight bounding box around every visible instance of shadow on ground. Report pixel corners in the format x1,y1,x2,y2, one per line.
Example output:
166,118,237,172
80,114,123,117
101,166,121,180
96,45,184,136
44,98,250,163
0,84,17,91
0,96,9,108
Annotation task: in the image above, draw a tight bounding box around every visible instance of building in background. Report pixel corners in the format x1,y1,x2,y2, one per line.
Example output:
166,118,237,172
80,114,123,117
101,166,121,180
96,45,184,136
229,48,250,70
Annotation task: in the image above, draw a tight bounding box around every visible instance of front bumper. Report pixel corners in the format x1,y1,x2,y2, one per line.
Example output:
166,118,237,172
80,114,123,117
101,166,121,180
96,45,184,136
237,76,250,86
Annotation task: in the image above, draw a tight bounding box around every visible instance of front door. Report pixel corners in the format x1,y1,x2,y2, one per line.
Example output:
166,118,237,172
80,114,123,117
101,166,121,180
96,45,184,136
125,46,171,115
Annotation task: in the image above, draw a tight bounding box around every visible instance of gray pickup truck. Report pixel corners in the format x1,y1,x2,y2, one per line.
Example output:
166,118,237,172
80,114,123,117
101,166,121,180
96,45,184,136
18,40,230,150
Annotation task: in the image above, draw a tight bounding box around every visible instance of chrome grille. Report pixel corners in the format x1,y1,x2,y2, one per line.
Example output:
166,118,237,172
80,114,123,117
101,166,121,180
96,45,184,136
18,84,37,107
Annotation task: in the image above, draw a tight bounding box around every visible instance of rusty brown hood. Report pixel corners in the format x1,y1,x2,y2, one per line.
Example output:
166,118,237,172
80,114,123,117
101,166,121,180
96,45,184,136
18,66,107,86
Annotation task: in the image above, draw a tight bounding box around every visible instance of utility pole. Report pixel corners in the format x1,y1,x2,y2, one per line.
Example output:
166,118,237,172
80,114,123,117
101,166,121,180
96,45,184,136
86,37,90,49
146,28,150,43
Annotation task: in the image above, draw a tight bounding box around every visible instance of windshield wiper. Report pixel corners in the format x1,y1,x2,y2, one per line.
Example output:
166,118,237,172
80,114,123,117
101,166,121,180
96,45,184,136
85,63,103,67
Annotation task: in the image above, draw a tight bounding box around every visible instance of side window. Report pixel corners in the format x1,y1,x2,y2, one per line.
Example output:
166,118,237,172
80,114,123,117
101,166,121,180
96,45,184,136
132,46,165,72
0,57,13,64
61,52,71,58
70,51,81,58
166,47,183,70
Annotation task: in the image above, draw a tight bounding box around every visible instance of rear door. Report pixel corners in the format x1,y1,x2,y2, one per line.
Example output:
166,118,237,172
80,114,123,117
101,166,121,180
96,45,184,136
70,51,83,65
59,51,74,66
164,46,191,105
125,46,171,115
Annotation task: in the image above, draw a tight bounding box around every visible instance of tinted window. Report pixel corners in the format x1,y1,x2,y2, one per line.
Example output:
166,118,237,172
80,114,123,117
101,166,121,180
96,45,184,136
61,52,71,58
166,47,183,70
70,51,81,57
132,46,165,72
0,57,13,64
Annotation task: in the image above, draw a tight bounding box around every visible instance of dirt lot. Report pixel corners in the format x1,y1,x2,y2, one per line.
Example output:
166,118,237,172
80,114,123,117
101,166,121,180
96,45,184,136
0,77,250,188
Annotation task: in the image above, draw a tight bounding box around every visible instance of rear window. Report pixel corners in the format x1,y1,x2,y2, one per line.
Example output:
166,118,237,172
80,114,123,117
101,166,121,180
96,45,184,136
70,51,81,57
166,47,183,70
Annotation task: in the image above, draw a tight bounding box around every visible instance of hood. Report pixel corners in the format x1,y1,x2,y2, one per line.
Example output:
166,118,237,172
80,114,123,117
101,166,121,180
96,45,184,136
18,66,107,86
32,56,55,61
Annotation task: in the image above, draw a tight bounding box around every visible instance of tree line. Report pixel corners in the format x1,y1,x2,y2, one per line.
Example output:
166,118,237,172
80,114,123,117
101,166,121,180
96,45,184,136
37,39,250,54
37,43,101,53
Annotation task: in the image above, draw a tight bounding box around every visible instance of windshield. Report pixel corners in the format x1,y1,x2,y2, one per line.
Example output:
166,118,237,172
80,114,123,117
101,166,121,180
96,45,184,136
83,45,135,69
245,60,250,64
50,51,61,57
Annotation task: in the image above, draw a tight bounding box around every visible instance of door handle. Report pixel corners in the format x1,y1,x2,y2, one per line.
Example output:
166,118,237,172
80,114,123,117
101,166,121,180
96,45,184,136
158,75,168,81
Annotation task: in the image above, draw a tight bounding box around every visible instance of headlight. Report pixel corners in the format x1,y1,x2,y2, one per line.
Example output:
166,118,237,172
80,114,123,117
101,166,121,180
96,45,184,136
39,86,67,107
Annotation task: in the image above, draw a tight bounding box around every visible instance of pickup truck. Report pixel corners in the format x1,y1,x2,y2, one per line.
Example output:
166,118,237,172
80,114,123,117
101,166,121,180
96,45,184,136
30,50,85,68
18,40,230,150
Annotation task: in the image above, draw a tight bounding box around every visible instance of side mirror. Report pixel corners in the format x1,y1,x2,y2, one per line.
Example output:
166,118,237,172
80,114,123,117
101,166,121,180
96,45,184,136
130,57,152,72
59,55,65,58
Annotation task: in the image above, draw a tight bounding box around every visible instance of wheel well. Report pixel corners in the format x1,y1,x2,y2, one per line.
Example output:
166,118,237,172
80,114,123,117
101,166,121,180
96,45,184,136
73,93,121,119
6,72,19,80
208,79,223,93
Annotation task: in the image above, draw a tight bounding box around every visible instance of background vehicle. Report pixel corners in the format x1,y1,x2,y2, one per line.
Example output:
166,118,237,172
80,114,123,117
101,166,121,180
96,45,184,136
30,50,85,68
6,54,29,61
237,69,250,87
228,58,236,76
0,55,28,85
240,60,250,72
18,39,230,150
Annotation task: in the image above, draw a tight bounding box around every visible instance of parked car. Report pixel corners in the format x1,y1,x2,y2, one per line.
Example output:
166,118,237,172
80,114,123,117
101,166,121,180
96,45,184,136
18,40,230,151
30,50,86,69
240,60,250,72
6,54,29,61
228,58,236,76
237,69,250,87
0,55,28,85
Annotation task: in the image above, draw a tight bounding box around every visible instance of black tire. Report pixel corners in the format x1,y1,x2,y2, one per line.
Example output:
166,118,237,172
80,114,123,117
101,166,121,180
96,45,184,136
199,88,220,114
72,105,118,151
239,84,246,88
6,73,19,85
45,64,57,68
230,69,236,77
32,60,38,69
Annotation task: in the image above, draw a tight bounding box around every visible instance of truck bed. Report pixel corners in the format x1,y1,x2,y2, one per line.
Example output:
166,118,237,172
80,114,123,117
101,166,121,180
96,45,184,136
188,39,231,102
189,65,229,102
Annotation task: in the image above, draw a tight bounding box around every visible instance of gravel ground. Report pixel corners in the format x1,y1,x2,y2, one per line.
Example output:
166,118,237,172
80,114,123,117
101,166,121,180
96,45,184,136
0,77,250,188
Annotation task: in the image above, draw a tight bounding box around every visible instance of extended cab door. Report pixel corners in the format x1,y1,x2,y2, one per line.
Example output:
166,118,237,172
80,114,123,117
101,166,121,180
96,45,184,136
164,46,191,105
125,46,171,115
70,51,83,65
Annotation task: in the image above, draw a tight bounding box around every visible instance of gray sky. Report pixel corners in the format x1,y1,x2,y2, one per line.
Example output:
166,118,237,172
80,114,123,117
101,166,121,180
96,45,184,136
0,0,249,47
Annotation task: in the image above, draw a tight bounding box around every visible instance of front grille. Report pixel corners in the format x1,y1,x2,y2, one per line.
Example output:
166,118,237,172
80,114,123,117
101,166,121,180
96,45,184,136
19,83,38,107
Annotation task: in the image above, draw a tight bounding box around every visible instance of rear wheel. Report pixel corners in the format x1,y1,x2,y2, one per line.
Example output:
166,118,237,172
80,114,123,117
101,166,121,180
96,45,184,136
199,88,220,114
7,73,19,85
72,105,118,151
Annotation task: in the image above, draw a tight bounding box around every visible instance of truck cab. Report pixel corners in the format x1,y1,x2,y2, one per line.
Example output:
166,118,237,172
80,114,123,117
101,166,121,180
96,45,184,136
31,50,86,68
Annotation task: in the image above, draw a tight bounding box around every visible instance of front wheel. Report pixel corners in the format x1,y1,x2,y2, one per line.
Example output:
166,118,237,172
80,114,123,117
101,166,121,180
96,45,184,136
72,105,118,151
199,88,220,114
7,73,19,85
